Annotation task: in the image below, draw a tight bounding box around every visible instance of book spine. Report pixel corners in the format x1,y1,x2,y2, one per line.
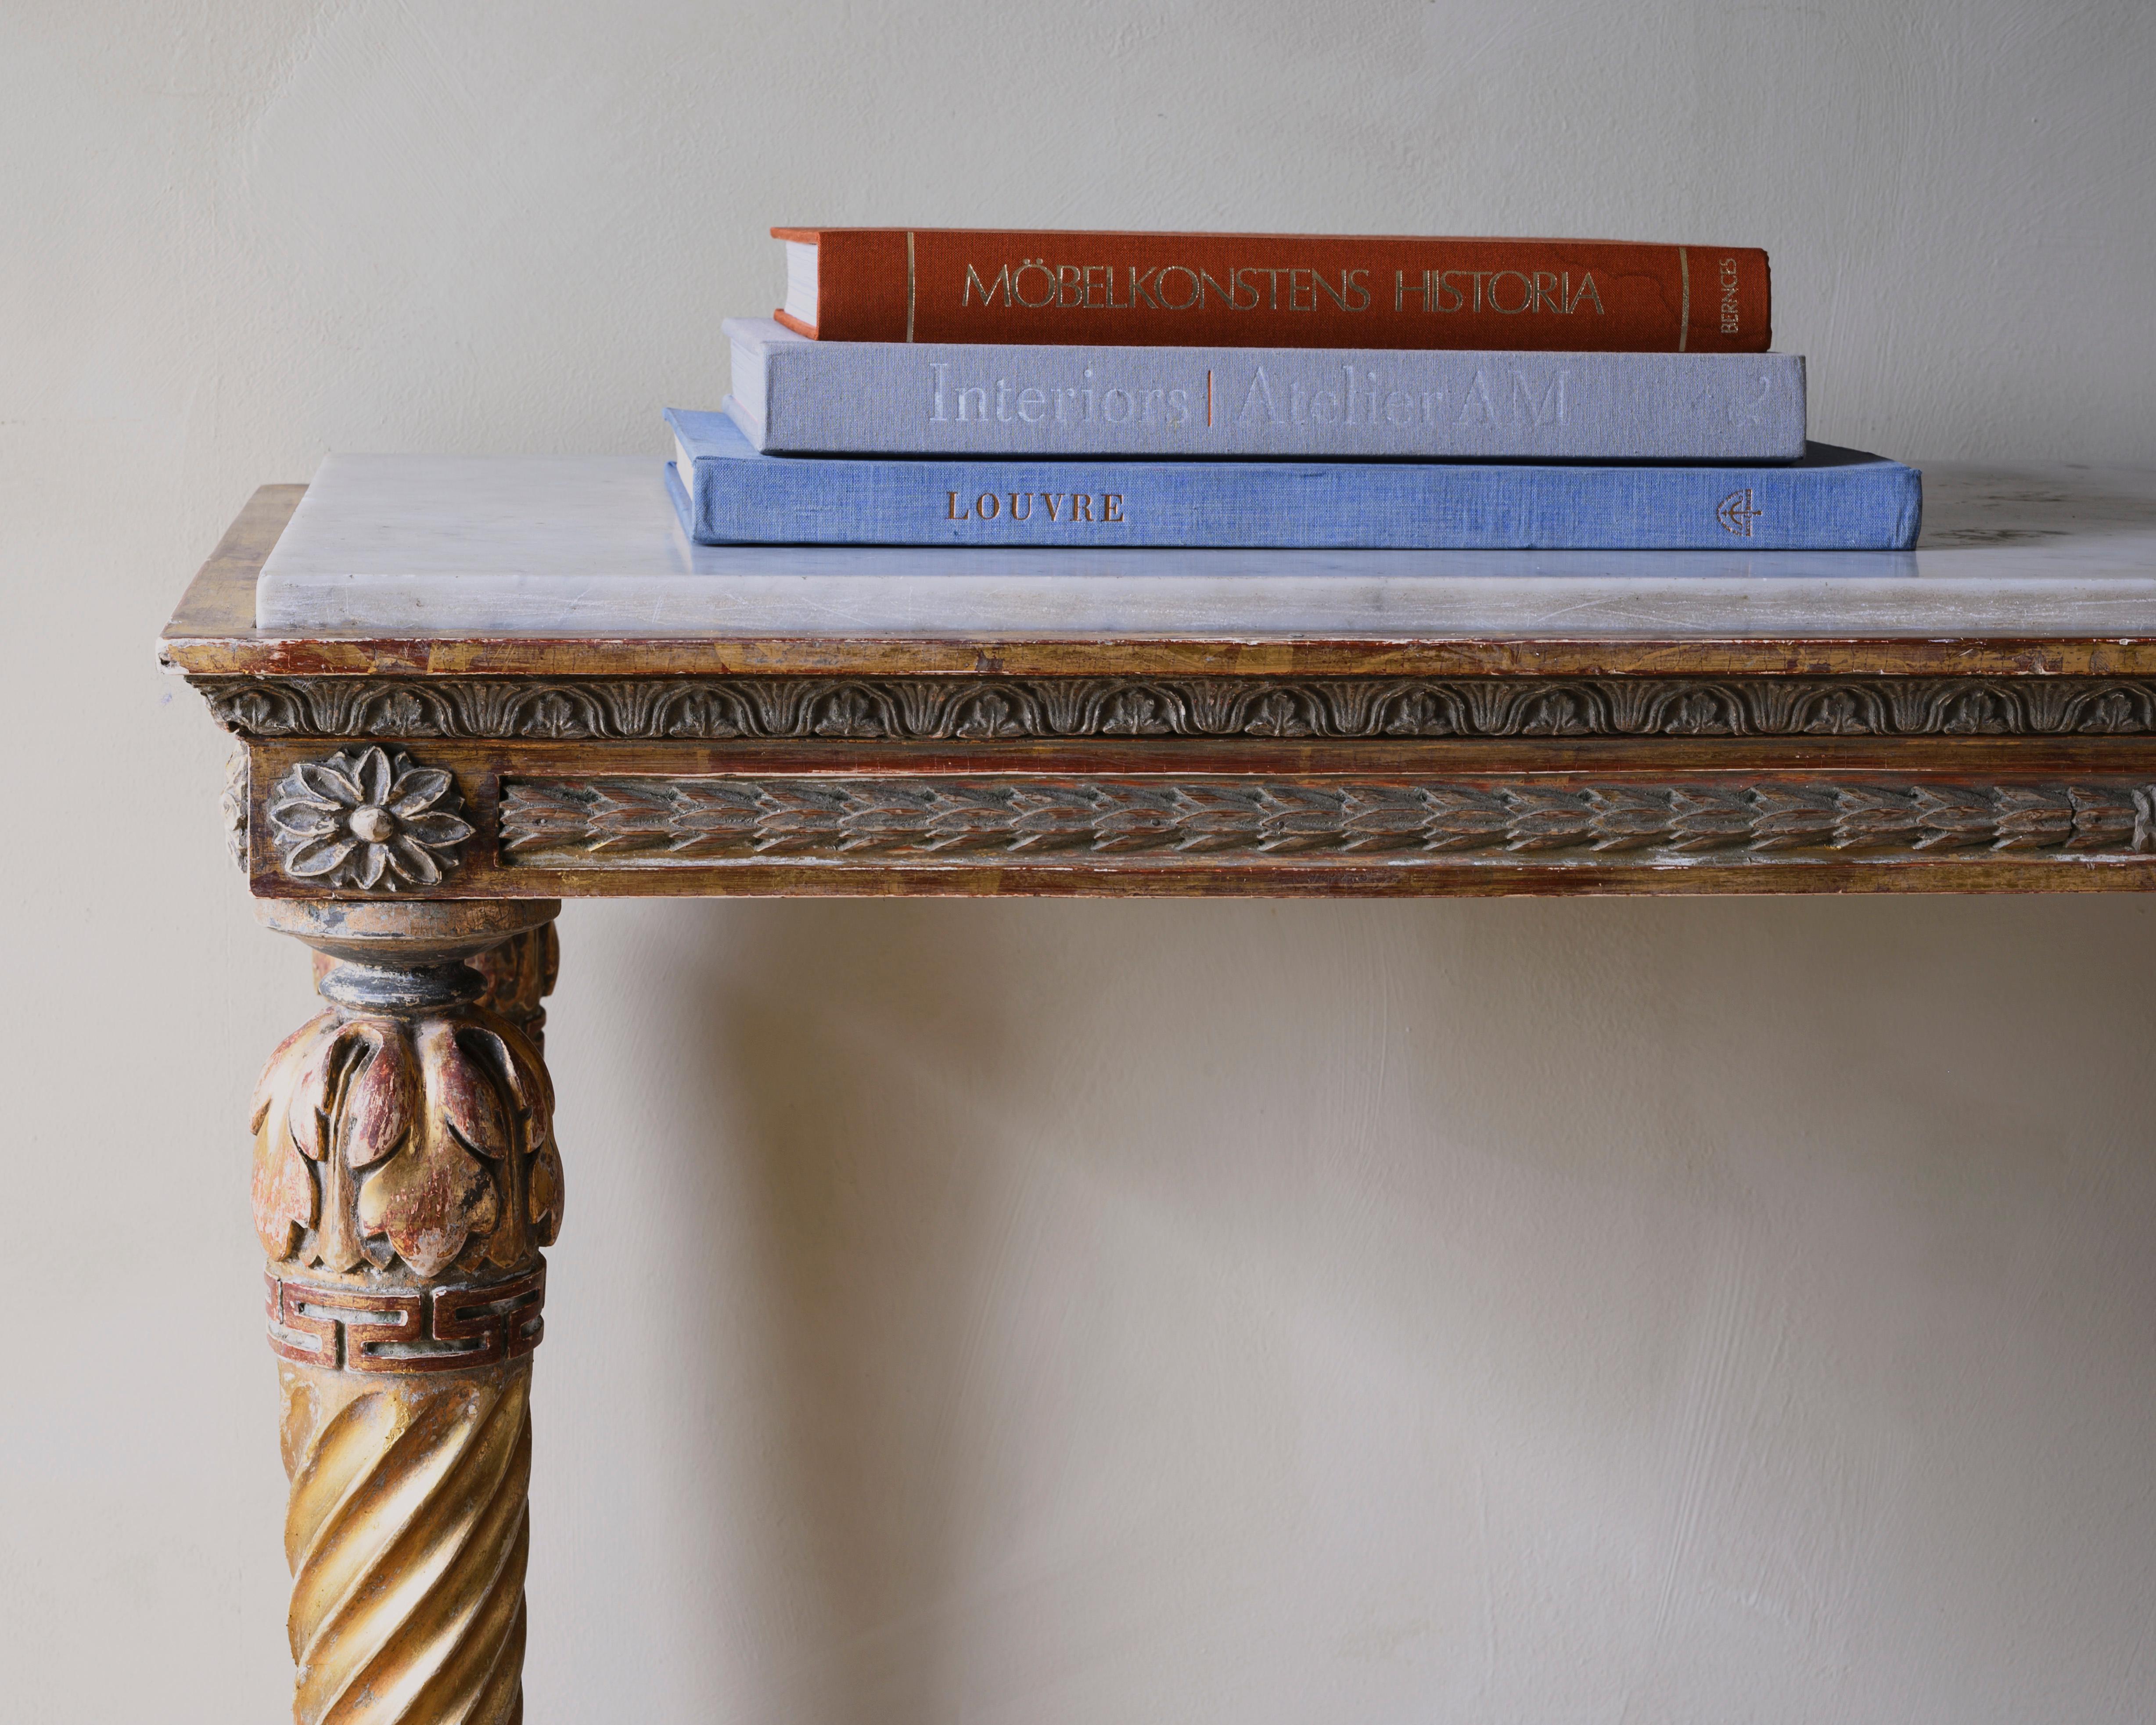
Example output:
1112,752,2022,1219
795,230,1769,352
670,456,1919,551
747,342,1806,461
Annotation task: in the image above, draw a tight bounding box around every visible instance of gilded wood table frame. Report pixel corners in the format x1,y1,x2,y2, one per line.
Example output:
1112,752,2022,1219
162,484,2156,1722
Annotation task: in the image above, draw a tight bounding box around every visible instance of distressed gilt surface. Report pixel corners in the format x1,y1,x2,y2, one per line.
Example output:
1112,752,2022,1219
158,475,2156,1721
254,900,561,1725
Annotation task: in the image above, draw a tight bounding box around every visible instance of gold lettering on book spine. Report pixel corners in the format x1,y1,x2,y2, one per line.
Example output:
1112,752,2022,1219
958,258,1641,324
906,231,916,342
1677,246,1690,352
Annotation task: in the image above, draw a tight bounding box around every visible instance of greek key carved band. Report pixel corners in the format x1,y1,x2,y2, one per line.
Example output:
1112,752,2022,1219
498,775,2156,867
199,673,2156,744
266,1264,546,1373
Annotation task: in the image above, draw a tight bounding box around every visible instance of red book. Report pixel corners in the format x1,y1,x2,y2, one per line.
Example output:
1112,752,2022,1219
773,228,1770,352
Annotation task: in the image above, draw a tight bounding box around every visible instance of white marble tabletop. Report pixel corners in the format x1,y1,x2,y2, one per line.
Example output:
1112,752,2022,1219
253,454,2156,639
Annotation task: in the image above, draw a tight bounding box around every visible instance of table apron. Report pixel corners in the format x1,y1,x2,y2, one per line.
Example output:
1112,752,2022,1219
235,735,2156,898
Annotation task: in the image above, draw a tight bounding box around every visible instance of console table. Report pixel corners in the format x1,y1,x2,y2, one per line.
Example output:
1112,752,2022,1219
161,456,2156,1723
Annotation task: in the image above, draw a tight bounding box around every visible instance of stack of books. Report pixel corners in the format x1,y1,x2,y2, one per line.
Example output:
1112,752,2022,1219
665,227,1919,552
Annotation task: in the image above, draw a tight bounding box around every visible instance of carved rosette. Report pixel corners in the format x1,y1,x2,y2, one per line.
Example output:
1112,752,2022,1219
252,900,561,1725
268,745,473,890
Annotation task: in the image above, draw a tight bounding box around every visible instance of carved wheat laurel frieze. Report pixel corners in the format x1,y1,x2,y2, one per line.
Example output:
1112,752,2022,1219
267,745,474,889
499,775,2156,866
201,674,2156,743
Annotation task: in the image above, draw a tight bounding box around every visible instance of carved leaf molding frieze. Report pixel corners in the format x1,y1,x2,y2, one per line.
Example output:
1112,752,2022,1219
498,775,2156,866
201,674,2156,743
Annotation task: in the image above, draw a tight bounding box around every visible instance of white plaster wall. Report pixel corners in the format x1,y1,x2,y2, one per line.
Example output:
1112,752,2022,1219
5,3,2155,1720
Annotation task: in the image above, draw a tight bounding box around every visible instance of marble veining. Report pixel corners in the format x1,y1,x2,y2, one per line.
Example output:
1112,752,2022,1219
254,455,2156,638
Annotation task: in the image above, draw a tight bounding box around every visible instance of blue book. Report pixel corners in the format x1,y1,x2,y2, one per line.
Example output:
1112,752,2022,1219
665,410,1921,550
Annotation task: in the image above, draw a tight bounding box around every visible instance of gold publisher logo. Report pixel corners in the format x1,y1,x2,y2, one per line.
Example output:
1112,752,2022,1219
1717,489,1763,537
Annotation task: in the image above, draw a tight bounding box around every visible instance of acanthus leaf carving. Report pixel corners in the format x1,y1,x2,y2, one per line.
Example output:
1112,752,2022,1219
250,1021,320,1258
249,1002,558,1281
341,1024,415,1170
354,1019,505,1278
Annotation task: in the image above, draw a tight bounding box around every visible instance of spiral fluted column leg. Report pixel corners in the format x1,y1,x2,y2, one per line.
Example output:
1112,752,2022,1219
254,902,563,1725
280,1363,533,1725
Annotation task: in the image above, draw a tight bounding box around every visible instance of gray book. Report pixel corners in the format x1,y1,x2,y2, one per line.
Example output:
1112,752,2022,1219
722,316,1807,461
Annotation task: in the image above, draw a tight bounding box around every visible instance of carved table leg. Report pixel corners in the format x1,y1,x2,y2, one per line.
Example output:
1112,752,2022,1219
253,899,564,1725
